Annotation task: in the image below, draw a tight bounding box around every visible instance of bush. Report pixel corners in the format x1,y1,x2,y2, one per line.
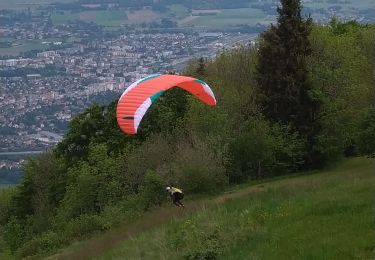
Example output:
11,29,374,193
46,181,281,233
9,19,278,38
228,120,304,182
3,217,25,254
117,194,145,215
171,137,228,194
99,197,143,230
120,134,175,195
63,214,105,241
0,187,16,225
142,170,166,210
15,231,61,258
356,108,375,157
178,166,221,194
228,125,274,182
183,226,222,260
270,123,305,173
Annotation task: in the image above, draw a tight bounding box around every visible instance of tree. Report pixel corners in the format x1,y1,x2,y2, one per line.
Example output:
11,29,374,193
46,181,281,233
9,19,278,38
196,57,206,77
307,21,375,164
142,170,165,210
256,0,320,166
357,108,375,157
11,153,65,220
55,102,136,166
256,0,316,129
138,87,188,138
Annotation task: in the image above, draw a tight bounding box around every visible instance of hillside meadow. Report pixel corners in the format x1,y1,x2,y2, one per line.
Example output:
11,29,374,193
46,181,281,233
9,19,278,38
53,157,374,259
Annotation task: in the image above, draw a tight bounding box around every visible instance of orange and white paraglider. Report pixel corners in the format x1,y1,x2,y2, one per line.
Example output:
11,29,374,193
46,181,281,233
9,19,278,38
116,74,217,134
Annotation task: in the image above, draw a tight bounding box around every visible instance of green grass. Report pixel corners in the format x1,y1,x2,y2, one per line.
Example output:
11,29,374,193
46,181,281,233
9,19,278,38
94,157,374,259
166,4,189,19
0,40,46,56
80,10,128,27
0,37,80,56
51,12,79,24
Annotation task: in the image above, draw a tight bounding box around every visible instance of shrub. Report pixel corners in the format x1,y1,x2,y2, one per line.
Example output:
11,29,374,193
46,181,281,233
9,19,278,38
270,123,305,174
15,231,61,258
183,227,222,260
59,163,98,219
228,119,304,182
228,126,274,182
63,214,105,241
117,194,145,214
142,170,166,210
178,166,221,194
120,134,175,195
356,108,375,157
169,136,228,194
3,217,25,254
0,187,16,225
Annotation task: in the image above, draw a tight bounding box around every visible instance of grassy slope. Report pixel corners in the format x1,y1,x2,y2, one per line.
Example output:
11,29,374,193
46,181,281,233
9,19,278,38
50,157,374,259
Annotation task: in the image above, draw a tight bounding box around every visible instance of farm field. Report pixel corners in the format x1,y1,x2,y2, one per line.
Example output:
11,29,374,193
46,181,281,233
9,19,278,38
52,10,128,27
184,8,268,28
125,10,160,24
24,1,375,30
0,41,46,56
303,0,375,9
0,0,74,9
0,37,79,56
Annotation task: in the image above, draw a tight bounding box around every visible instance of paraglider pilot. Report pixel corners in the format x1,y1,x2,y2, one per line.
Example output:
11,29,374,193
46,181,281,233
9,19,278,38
166,186,185,208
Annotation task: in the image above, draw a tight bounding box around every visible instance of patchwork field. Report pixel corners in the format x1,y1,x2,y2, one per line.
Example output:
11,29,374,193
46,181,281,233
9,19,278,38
52,9,164,27
52,10,128,27
303,0,375,10
126,10,160,24
184,8,267,28
0,0,74,9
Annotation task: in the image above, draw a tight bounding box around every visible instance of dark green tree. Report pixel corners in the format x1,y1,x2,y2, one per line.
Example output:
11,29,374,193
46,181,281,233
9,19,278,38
139,88,188,138
196,57,206,77
357,108,375,157
11,153,66,220
55,102,136,166
256,0,316,129
256,0,320,166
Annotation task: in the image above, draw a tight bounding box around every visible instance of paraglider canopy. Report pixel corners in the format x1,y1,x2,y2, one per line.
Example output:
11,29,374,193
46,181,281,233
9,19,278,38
116,74,217,134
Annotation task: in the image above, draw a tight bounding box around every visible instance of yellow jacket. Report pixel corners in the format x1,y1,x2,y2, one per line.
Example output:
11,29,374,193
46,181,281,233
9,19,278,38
170,187,183,194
